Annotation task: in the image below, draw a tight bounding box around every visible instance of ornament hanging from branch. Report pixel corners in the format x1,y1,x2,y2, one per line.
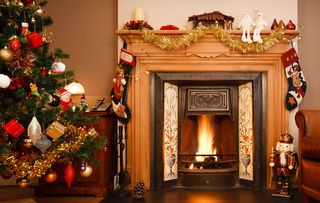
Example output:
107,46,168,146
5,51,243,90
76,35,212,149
80,163,93,178
64,161,75,188
59,88,72,111
9,36,21,53
28,116,42,145
51,61,66,73
0,46,14,63
45,170,58,183
0,74,11,88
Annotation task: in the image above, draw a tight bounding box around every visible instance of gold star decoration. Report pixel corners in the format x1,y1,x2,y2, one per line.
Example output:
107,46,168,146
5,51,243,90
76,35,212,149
288,96,296,106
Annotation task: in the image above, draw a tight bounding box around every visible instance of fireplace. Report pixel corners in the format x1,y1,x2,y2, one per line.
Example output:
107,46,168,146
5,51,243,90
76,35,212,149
151,72,263,190
116,29,299,190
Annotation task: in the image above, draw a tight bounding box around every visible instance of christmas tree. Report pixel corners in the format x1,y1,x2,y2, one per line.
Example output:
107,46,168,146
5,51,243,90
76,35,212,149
0,0,107,185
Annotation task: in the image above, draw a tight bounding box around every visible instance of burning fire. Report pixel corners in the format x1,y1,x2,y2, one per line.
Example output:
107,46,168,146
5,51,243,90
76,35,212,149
195,115,215,162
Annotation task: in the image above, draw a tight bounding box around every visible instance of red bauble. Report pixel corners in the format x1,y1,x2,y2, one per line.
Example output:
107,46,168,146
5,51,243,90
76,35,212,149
64,162,75,188
9,36,21,53
21,0,33,5
41,68,47,75
103,146,108,152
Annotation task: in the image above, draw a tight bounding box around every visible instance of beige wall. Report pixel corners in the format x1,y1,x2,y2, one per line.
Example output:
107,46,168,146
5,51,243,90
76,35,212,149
118,0,297,29
46,0,118,107
298,0,320,109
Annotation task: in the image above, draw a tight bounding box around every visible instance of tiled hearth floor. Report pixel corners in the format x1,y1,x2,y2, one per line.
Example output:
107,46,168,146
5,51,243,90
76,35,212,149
0,186,302,203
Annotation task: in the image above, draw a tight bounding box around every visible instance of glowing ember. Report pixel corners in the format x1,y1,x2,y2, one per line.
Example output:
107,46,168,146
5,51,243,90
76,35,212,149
195,115,215,162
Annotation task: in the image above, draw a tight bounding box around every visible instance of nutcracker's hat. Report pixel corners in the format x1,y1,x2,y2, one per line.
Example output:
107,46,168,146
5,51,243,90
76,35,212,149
279,133,293,144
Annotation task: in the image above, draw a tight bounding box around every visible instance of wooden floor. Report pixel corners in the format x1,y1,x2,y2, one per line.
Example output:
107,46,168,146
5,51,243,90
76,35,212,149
0,186,302,203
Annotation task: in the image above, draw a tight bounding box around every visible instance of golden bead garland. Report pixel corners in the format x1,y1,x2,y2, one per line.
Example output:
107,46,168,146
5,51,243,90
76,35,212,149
140,26,286,53
0,125,94,180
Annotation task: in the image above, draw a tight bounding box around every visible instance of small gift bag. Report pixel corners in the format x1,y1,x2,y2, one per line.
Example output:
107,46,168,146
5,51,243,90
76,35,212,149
27,32,44,48
46,121,66,140
3,119,25,138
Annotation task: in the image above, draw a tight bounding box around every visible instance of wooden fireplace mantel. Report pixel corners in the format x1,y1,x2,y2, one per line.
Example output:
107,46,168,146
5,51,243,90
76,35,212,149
117,29,299,56
116,29,300,189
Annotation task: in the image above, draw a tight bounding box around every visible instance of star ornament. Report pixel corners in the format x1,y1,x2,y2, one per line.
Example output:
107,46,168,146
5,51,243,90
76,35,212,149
288,96,296,106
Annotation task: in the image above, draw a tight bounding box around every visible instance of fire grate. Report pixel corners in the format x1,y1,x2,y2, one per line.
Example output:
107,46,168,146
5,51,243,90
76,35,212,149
179,153,237,173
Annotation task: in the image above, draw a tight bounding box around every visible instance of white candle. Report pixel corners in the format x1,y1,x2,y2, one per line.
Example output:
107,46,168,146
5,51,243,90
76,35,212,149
133,8,144,21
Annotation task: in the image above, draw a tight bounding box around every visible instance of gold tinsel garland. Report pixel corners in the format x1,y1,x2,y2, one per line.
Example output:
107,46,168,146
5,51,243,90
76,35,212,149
140,26,286,53
0,125,93,179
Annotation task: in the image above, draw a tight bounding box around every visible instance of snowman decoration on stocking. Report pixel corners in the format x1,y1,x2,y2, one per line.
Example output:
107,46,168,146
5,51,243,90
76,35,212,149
282,48,307,110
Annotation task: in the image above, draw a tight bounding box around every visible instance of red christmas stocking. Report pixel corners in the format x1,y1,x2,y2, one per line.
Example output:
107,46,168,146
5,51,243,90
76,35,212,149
282,48,307,110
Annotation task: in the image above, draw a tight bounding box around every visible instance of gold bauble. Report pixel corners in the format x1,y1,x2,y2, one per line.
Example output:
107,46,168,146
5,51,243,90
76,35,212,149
80,164,93,177
45,170,58,183
0,46,14,63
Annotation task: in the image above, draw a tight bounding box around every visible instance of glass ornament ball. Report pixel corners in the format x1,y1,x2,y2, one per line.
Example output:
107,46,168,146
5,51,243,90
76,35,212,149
80,164,93,178
45,170,58,183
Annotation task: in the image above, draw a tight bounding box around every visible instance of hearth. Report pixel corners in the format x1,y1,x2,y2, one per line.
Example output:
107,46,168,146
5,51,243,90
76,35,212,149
150,72,263,190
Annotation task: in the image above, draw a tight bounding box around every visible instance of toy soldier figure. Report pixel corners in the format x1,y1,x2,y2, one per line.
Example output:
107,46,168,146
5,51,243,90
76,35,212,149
270,133,298,198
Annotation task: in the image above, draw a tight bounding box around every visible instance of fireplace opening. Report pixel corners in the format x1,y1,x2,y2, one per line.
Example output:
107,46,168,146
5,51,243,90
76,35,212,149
178,87,239,189
180,114,236,172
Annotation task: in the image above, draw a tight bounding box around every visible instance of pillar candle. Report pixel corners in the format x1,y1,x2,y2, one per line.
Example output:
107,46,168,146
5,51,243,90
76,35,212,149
133,8,144,21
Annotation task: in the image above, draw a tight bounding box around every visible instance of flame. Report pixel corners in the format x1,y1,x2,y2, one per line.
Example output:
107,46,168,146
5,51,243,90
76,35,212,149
189,163,194,169
195,115,214,162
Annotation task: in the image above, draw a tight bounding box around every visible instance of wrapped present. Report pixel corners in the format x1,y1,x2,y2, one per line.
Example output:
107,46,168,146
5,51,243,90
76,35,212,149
46,121,66,140
87,127,99,136
27,32,44,48
3,119,25,138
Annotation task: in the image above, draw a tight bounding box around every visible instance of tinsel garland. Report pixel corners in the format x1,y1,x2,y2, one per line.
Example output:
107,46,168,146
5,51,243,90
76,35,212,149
0,125,97,179
140,26,286,53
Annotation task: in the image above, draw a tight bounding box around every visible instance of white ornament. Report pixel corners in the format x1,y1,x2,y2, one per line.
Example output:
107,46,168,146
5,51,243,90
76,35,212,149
238,14,255,43
0,74,11,88
253,12,268,43
51,62,66,73
28,116,42,145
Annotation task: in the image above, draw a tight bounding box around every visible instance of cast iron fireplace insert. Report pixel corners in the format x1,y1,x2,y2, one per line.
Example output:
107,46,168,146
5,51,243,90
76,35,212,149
150,72,265,191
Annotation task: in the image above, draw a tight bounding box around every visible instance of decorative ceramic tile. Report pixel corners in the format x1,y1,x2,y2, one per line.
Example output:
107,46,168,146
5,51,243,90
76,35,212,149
238,82,254,181
163,83,178,181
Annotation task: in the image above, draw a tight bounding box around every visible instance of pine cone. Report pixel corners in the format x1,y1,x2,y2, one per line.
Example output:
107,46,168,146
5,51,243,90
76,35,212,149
132,181,146,199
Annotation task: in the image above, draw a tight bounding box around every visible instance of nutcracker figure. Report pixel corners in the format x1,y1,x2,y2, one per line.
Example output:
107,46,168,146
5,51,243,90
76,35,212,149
269,133,298,198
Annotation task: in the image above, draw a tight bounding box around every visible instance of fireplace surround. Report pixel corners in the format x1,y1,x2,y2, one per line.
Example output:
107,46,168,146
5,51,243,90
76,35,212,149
116,29,299,190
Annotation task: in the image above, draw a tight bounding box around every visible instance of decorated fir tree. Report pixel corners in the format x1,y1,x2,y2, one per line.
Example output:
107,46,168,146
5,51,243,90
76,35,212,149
0,0,107,186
